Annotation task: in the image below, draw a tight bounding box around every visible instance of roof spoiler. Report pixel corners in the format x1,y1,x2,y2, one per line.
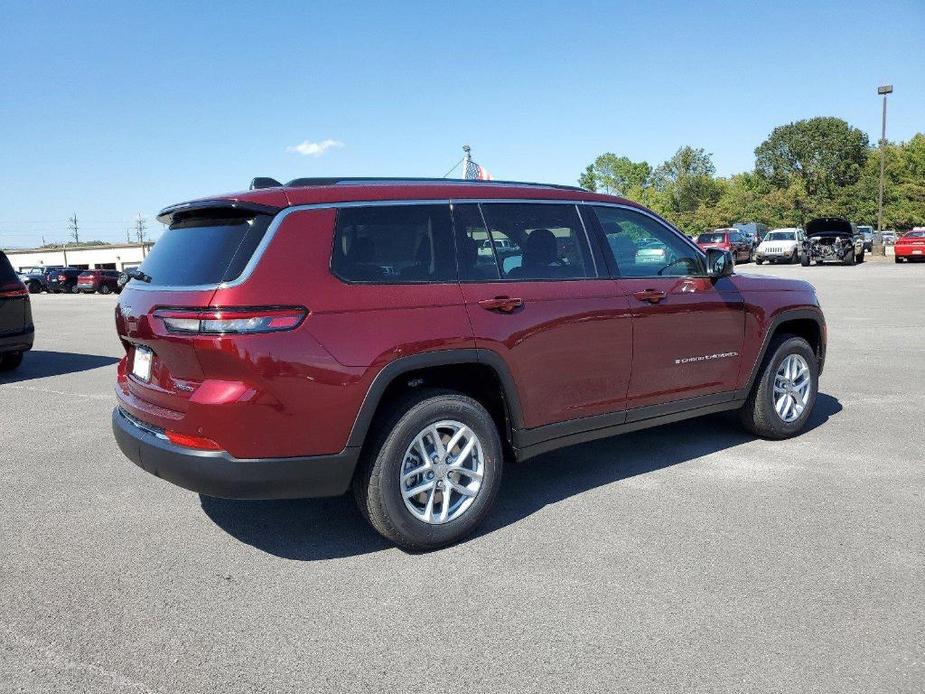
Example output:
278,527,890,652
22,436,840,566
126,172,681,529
156,199,283,225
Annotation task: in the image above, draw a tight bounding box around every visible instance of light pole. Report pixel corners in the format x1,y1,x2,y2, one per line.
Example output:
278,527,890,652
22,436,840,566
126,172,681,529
877,84,893,234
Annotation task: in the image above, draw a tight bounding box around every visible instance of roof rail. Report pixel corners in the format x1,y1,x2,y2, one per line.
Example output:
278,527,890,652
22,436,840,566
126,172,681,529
282,176,586,192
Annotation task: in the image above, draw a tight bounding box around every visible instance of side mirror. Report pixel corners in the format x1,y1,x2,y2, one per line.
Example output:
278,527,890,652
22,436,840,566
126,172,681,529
706,248,734,278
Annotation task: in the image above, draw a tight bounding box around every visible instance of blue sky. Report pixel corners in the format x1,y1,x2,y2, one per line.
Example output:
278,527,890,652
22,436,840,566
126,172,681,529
1,0,922,247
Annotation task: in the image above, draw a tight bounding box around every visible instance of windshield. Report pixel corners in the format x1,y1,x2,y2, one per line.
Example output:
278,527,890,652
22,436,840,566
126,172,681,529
697,233,726,243
765,232,796,241
135,213,273,287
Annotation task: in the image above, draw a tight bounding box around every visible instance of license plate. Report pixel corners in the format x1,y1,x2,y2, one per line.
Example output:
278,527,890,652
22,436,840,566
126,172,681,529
132,347,153,382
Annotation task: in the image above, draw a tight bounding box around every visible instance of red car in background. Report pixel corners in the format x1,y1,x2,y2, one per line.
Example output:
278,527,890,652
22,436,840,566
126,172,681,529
894,230,925,263
695,229,752,263
77,269,122,294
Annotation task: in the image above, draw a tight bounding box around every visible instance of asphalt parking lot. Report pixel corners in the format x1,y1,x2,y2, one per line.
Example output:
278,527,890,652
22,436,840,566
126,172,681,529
1,258,923,693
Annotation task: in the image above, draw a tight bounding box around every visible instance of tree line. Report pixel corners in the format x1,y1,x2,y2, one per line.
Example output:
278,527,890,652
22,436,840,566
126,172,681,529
578,117,925,235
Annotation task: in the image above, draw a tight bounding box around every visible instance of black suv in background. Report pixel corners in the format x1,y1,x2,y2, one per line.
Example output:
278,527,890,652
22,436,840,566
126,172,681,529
0,251,34,372
46,267,84,293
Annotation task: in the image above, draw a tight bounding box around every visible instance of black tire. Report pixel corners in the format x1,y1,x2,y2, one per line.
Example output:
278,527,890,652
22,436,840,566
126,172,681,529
845,250,856,266
739,335,818,439
895,256,902,263
756,259,764,265
27,281,41,294
857,250,865,264
790,249,799,264
801,254,811,267
70,284,80,294
0,352,24,372
353,388,503,551
100,285,112,295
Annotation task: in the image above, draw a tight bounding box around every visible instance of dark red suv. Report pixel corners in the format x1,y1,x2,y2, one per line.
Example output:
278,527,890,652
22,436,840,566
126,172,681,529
112,178,826,549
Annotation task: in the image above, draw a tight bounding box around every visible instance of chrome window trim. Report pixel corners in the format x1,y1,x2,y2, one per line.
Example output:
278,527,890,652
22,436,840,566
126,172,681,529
124,197,689,292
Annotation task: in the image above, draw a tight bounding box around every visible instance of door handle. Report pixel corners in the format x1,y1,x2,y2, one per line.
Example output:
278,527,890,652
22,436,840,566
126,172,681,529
633,289,667,304
478,296,524,313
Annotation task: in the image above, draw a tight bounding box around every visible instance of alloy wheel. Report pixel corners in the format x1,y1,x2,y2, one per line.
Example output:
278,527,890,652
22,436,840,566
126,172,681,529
399,420,485,524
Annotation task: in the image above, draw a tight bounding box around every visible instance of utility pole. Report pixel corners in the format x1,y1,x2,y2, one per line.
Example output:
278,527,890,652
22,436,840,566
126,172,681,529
134,214,147,245
67,213,79,244
463,145,472,180
877,84,893,233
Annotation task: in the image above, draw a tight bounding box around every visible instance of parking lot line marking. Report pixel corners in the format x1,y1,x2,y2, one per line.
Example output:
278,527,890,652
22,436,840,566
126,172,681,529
1,384,112,401
0,621,163,693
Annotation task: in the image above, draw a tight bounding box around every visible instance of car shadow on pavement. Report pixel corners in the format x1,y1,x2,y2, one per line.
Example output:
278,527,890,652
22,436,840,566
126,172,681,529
200,393,842,560
0,350,119,383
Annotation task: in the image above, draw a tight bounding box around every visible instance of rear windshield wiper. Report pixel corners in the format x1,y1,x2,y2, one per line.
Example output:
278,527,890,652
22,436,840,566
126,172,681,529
125,268,152,283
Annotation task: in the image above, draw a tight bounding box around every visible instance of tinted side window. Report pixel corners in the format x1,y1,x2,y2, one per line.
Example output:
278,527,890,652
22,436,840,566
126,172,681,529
478,204,593,280
331,204,455,284
593,206,705,277
452,204,501,281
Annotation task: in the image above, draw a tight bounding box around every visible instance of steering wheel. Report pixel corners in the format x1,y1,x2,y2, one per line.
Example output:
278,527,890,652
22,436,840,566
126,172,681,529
656,256,697,276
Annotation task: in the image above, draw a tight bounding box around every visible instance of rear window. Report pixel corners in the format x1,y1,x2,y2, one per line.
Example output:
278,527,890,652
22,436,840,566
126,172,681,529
0,252,18,284
697,233,726,243
134,212,273,287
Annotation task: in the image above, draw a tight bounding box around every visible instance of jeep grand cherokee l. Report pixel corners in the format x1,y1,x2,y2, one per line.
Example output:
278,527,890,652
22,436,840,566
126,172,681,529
112,178,827,550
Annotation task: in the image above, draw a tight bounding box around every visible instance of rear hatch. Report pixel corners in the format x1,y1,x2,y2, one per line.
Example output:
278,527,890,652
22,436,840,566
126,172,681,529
115,204,279,420
77,271,96,289
0,252,29,336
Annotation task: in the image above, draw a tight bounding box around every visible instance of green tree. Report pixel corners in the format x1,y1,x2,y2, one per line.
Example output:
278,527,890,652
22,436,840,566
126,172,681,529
754,117,869,198
578,153,651,196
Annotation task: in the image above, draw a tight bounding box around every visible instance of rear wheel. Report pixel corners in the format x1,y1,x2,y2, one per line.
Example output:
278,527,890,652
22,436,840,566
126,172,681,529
353,389,503,550
739,335,817,439
895,256,902,263
27,281,41,294
70,284,80,294
100,284,112,295
801,254,811,266
756,259,764,265
0,352,24,372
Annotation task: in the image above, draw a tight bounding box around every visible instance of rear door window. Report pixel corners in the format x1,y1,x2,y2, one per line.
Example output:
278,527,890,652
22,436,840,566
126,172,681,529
135,212,273,287
331,204,455,283
477,203,594,280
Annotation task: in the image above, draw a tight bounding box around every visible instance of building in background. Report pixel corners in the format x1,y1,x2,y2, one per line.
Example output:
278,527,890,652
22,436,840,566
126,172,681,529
2,242,153,272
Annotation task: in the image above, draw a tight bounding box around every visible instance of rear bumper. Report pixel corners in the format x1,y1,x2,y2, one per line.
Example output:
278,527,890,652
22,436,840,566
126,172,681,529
112,407,360,499
894,247,924,258
0,326,34,354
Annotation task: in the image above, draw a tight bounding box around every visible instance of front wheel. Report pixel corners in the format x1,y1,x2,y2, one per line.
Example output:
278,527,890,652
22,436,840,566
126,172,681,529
790,250,799,264
856,250,865,264
845,250,856,266
756,259,764,265
739,335,818,439
801,254,811,266
354,389,503,550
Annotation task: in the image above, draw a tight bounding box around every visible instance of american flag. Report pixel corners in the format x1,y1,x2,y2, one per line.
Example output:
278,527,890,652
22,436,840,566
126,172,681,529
464,158,493,181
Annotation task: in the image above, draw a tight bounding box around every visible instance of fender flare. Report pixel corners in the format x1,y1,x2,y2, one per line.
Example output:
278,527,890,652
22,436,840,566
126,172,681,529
345,348,523,449
736,307,826,400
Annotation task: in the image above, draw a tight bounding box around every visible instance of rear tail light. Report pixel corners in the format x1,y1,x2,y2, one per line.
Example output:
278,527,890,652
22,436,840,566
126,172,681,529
153,307,307,335
0,283,28,298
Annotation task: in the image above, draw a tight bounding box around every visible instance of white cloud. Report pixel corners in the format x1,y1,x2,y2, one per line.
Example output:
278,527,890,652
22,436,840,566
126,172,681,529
287,139,344,157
